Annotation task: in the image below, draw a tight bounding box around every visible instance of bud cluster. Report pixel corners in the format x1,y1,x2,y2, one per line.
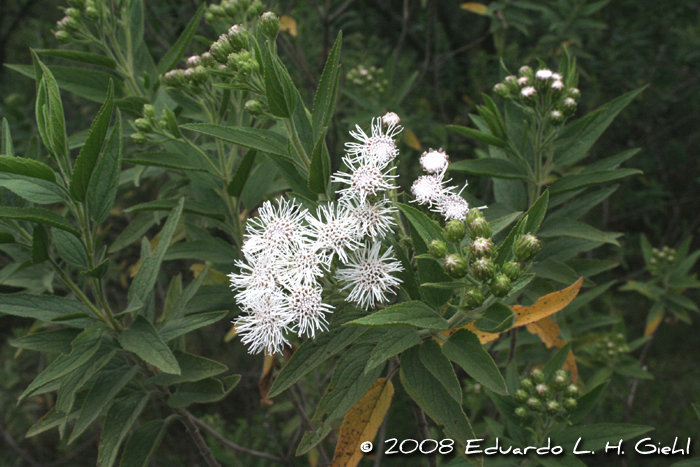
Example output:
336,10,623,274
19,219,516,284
493,65,581,125
346,65,389,94
647,245,676,276
205,0,266,24
130,104,181,144
513,369,579,422
585,333,630,365
54,0,99,42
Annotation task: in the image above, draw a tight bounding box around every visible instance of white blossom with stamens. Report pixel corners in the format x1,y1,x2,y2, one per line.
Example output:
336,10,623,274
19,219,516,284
348,198,396,239
420,148,450,174
332,156,398,204
234,291,292,355
521,86,537,98
280,244,330,287
336,242,403,310
306,202,361,263
411,174,451,206
246,199,310,255
286,285,333,338
345,117,403,165
228,252,282,305
434,193,470,221
535,69,553,81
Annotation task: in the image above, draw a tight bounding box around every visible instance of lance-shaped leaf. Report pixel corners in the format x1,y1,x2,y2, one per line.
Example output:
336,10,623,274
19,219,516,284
119,315,181,375
312,31,342,138
87,113,122,224
157,4,205,74
442,329,508,395
97,392,151,467
0,206,80,237
0,155,55,182
346,301,448,330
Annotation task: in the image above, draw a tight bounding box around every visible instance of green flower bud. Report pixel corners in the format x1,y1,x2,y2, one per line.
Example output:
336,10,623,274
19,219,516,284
564,384,579,398
550,79,565,99
199,52,215,68
210,36,233,63
534,383,550,399
204,11,216,23
443,254,468,279
470,237,494,259
493,83,509,98
501,261,521,280
209,4,225,17
518,65,533,78
561,97,577,116
163,69,186,87
244,100,263,116
59,16,80,31
530,368,545,384
563,398,578,412
464,288,485,309
444,219,466,243
552,370,568,390
247,0,265,16
238,0,251,9
470,257,496,281
67,0,85,9
504,75,518,93
65,8,81,19
259,11,280,40
428,239,448,259
519,378,534,391
223,1,241,16
466,208,484,224
227,25,250,52
130,132,147,144
514,407,528,419
85,5,99,21
134,118,151,132
520,86,537,106
547,109,565,126
526,397,542,411
490,273,511,297
143,104,156,118
161,107,181,138
189,65,208,84
468,217,492,239
513,233,541,261
566,87,581,101
55,30,71,42
545,400,561,414
514,389,529,403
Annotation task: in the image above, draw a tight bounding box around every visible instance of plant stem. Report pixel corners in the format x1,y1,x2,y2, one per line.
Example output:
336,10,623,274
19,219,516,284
174,408,223,467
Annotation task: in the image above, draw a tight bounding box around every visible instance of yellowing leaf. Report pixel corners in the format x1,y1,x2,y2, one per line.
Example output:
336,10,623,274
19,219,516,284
280,15,297,37
190,263,227,284
645,309,665,336
129,236,161,277
329,378,394,467
259,354,276,406
460,2,490,15
403,129,422,150
224,324,238,343
526,316,578,382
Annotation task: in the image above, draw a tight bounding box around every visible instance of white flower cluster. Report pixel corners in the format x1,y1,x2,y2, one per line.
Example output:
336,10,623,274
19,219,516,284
410,148,476,221
229,114,405,354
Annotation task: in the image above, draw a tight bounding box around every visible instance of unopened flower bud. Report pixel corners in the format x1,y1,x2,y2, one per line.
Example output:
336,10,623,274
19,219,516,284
545,400,561,414
513,233,541,261
493,83,509,98
55,29,71,42
259,11,280,40
468,217,492,239
245,99,263,115
563,398,578,411
530,368,545,384
238,0,251,9
188,65,208,84
490,273,511,297
210,36,233,63
470,257,496,281
60,16,80,31
163,69,186,87
227,24,250,51
443,254,468,278
223,1,240,16
515,389,529,403
428,239,448,259
515,407,528,419
466,208,484,224
200,52,215,68
470,237,494,258
535,383,550,399
552,370,568,390
85,5,99,21
143,104,156,118
519,65,533,78
209,4,225,17
161,106,181,138
65,7,81,19
186,55,201,68
520,378,534,391
567,87,581,101
445,220,467,243
521,86,537,106
248,0,265,16
504,75,518,92
535,68,553,86
382,112,401,127
131,132,147,144
204,11,215,23
564,384,579,398
527,397,542,411
517,76,530,87
134,118,151,132
551,79,565,97
501,261,521,280
561,97,577,116
464,288,485,308
548,109,565,125
67,0,85,8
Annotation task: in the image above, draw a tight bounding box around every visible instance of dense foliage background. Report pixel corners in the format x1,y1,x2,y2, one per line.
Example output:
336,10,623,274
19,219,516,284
0,0,698,466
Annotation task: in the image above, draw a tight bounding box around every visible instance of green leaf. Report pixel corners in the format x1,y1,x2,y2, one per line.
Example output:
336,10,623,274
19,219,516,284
406,221,453,307
109,212,163,253
124,198,224,221
34,49,117,69
308,127,330,194
550,169,642,194
82,258,111,278
69,365,139,443
364,326,420,373
0,206,80,237
474,302,515,333
120,418,171,467
164,239,238,264
568,382,607,424
524,189,549,234
156,4,205,74
158,310,229,343
397,202,445,245
127,151,207,172
87,113,123,223
168,264,215,320
449,158,528,180
555,87,646,166
0,173,65,204
10,328,82,354
532,258,581,285
1,118,14,156
264,41,297,118
312,31,342,138
19,326,104,402
180,123,289,157
489,211,522,236
97,392,151,467
0,154,55,182
346,301,449,330
553,423,654,452
543,343,572,380
442,329,508,395
390,239,421,301
447,125,505,147
56,347,117,414
127,198,184,308
31,224,49,264
54,229,89,269
119,315,181,375
70,80,114,202
147,352,228,386
539,218,620,246
167,375,240,408
419,340,462,403
227,149,257,197
400,347,476,444
35,56,68,159
0,293,94,324
549,186,618,221
268,308,366,398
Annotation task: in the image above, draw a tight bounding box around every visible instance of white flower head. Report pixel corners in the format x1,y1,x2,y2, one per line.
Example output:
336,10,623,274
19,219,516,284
348,198,397,239
434,193,470,221
234,290,292,355
535,69,553,81
345,117,403,165
332,157,398,204
336,242,403,310
521,86,537,98
228,252,282,306
411,174,451,206
306,202,361,263
551,80,565,92
280,244,330,287
420,148,450,174
551,72,563,81
517,76,530,87
286,285,333,338
246,198,310,255
382,112,401,128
